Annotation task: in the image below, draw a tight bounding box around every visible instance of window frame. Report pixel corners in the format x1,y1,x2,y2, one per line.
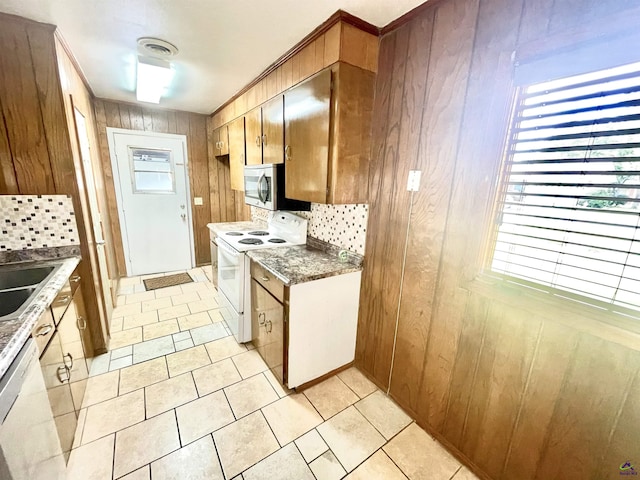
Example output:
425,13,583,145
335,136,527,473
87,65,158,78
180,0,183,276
128,146,176,195
481,69,640,334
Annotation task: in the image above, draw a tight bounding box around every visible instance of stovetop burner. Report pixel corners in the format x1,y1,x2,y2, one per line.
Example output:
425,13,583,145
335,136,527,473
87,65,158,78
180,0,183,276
238,238,264,245
248,231,269,236
268,238,286,243
226,232,244,236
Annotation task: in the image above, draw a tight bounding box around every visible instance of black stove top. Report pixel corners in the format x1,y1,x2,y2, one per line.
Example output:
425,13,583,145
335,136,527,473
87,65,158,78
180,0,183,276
226,232,244,236
268,238,286,243
238,238,264,245
248,231,269,236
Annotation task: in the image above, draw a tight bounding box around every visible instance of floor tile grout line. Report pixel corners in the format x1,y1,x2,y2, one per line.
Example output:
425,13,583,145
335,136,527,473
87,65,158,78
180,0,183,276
295,427,328,465
209,432,229,480
111,432,117,480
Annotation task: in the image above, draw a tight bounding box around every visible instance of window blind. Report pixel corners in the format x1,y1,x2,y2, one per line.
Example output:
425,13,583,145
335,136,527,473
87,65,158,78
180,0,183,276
491,61,640,315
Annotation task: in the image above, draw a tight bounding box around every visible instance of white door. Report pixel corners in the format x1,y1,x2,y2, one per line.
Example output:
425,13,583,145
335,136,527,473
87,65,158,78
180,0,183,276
109,130,194,276
72,106,113,323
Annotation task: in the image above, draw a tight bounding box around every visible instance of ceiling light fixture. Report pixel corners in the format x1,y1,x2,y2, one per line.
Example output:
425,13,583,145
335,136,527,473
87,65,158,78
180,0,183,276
136,55,175,104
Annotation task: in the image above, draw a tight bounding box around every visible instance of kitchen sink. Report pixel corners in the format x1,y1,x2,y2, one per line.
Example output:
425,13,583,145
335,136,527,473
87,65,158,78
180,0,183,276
0,288,36,317
0,262,62,321
0,266,55,290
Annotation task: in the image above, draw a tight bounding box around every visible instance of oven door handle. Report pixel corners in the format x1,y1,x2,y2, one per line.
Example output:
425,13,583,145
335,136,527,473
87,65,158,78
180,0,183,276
257,173,267,203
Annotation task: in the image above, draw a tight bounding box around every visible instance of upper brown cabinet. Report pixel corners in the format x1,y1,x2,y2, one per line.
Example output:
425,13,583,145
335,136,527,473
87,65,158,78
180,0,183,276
228,117,246,191
245,96,285,167
212,125,229,157
285,62,374,204
245,107,262,166
262,96,285,165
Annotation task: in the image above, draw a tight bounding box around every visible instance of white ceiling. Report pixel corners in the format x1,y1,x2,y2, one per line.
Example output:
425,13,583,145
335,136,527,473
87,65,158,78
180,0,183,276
0,0,426,114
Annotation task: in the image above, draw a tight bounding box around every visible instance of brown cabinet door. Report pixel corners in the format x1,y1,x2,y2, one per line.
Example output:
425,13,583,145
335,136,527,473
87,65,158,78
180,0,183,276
219,125,229,156
228,117,246,191
251,279,267,360
39,330,76,459
212,126,230,157
245,107,263,166
264,294,285,384
262,96,284,165
284,69,332,203
251,279,285,384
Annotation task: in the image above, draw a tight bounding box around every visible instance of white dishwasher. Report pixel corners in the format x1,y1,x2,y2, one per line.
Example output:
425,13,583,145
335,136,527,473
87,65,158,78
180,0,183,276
0,339,65,480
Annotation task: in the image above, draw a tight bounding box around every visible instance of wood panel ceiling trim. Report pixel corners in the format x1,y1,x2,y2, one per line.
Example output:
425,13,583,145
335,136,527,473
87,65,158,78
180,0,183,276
210,9,379,119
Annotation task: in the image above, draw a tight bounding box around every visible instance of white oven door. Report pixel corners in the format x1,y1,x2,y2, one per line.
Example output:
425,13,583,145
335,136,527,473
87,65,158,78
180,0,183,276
217,239,244,313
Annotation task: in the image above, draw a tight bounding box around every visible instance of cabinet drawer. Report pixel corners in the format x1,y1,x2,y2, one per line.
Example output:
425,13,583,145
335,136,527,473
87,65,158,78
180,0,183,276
32,309,56,356
51,280,72,325
250,261,284,303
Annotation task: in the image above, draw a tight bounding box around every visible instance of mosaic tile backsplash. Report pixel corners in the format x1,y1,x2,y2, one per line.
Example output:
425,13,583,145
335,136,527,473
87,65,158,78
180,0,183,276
0,195,78,251
251,204,369,255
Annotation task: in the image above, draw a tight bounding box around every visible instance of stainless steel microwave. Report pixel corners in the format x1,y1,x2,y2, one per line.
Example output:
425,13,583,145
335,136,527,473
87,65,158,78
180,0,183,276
244,164,310,211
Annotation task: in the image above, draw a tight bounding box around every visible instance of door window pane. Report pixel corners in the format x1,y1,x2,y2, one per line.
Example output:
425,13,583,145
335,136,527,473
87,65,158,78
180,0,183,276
130,148,175,193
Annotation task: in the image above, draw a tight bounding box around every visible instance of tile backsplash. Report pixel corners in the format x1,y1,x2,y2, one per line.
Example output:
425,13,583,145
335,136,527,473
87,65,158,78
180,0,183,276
251,204,369,255
0,195,78,251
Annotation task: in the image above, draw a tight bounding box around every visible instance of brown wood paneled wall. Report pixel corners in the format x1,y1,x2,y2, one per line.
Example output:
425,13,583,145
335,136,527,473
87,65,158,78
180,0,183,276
0,13,109,352
357,1,640,479
93,99,227,273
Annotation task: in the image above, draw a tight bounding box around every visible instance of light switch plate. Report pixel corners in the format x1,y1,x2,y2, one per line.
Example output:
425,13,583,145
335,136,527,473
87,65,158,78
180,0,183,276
194,197,203,205
407,170,422,192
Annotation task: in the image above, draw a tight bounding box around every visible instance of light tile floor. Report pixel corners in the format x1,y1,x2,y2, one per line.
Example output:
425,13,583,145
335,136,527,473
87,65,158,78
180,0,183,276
67,266,479,480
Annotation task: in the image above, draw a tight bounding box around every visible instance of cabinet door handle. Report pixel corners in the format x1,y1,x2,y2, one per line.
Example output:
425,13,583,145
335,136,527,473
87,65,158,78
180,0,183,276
258,312,266,325
56,366,70,384
256,135,261,147
77,316,87,330
35,324,53,337
261,276,269,282
262,134,267,147
70,275,81,283
63,353,74,370
57,295,71,304
285,145,291,161
266,320,272,333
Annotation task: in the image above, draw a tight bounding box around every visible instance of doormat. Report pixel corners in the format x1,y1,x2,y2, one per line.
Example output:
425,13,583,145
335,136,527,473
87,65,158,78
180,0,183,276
143,272,194,291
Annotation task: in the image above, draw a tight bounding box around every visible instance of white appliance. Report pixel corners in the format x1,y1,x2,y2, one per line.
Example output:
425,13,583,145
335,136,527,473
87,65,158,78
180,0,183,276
0,340,65,480
217,212,308,343
244,164,310,212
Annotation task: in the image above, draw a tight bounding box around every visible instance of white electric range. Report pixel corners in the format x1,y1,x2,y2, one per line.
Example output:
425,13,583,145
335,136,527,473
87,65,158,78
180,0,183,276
216,212,307,343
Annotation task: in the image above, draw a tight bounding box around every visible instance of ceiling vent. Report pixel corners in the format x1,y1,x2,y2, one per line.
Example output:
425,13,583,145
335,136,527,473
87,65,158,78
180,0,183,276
137,38,179,58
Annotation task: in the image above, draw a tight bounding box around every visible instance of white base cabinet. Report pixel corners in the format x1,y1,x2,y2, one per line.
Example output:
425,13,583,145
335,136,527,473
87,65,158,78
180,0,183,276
250,259,361,389
287,271,361,388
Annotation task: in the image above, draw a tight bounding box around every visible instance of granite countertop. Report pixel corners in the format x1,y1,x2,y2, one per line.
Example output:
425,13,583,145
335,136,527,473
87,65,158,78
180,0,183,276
207,220,267,235
246,239,363,285
0,255,80,378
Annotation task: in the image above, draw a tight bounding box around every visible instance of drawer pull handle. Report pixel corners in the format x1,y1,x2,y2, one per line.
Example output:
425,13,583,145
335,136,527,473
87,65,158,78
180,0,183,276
56,366,70,384
77,316,87,330
63,353,74,370
57,295,71,304
70,275,81,283
35,324,53,337
261,276,269,282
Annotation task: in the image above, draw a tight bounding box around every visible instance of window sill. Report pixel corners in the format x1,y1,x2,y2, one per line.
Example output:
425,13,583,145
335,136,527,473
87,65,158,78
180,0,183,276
466,273,640,352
